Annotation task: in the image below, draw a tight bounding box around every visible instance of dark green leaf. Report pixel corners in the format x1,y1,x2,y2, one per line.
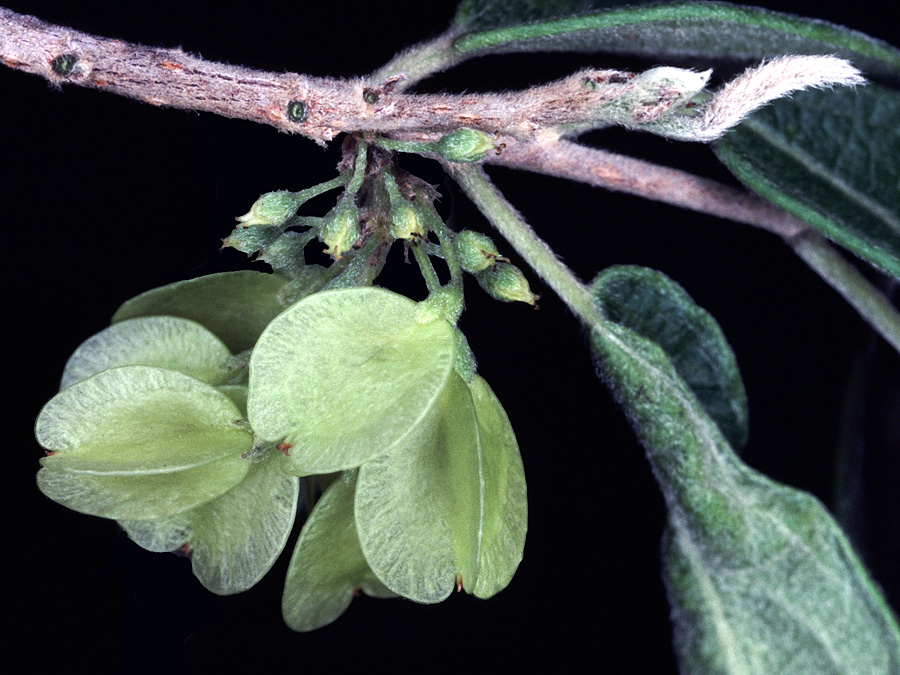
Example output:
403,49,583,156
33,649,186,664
716,85,900,280
451,2,900,78
112,271,289,353
454,0,623,32
594,265,748,449
588,308,900,672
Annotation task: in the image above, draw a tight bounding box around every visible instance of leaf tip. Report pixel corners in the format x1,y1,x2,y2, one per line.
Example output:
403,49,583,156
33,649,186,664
699,55,866,141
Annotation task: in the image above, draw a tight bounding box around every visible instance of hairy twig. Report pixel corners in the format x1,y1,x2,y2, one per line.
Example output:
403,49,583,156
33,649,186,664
0,7,860,146
0,7,692,144
485,136,810,240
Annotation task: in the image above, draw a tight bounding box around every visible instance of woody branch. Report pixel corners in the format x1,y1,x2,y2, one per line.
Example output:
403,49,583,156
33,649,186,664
0,5,857,245
0,6,694,145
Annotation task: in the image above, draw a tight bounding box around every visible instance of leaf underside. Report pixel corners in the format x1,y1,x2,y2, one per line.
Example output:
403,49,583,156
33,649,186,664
38,366,250,474
355,372,483,604
60,316,233,390
594,265,749,449
282,473,394,632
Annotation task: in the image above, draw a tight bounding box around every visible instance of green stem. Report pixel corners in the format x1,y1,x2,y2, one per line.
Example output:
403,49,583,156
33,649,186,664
347,140,369,196
446,164,601,326
369,31,463,91
791,232,900,355
426,210,463,289
411,241,441,292
374,137,434,155
296,174,349,204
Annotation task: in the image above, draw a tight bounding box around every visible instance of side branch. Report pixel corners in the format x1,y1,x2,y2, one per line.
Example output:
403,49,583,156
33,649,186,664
484,136,900,356
486,137,810,241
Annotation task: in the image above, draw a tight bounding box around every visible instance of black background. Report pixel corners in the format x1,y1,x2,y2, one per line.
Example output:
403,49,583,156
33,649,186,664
4,1,898,672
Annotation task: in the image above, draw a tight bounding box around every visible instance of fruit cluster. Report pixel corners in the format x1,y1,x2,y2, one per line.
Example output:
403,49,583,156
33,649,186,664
35,136,536,629
36,272,526,630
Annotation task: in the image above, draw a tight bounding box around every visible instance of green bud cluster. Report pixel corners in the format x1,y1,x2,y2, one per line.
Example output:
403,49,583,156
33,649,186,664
224,175,349,279
383,171,426,241
35,281,526,633
451,229,536,306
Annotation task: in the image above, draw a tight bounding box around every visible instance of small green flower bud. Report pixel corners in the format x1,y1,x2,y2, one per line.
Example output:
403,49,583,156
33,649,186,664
237,191,303,227
454,229,504,273
389,203,425,240
320,204,360,260
476,262,539,306
221,225,280,255
434,128,495,163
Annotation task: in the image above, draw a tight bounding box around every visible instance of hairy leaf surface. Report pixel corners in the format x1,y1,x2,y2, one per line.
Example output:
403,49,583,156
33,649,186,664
588,287,900,673
469,376,528,599
282,473,394,632
121,452,298,595
38,366,251,474
451,1,900,77
248,287,457,475
717,85,900,280
60,316,232,390
594,265,748,449
216,385,248,417
355,373,483,604
37,457,249,520
113,271,288,353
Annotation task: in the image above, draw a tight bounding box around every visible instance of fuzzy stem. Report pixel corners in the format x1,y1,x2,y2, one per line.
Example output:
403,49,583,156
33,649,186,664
374,137,435,155
369,31,463,91
486,136,900,355
446,164,601,326
427,214,464,289
486,136,809,239
347,141,369,195
297,175,351,203
4,8,855,147
792,233,900,355
411,242,441,292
